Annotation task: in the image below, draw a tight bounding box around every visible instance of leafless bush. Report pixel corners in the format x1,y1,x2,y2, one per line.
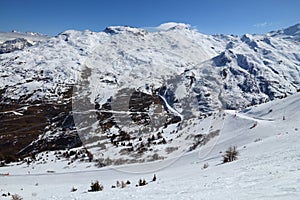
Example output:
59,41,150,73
121,181,126,188
88,181,103,192
11,194,23,200
71,186,77,192
137,178,147,187
152,174,157,182
202,163,209,169
223,146,239,163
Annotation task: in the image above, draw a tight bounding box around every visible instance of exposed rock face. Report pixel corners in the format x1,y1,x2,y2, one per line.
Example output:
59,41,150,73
0,38,33,54
0,88,81,159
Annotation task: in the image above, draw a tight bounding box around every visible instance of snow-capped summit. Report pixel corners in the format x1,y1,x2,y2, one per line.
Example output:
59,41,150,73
283,23,300,35
104,25,147,35
156,22,191,31
269,23,300,41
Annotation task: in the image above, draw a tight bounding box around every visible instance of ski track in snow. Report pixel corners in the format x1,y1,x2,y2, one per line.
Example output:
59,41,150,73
1,92,300,199
158,94,183,120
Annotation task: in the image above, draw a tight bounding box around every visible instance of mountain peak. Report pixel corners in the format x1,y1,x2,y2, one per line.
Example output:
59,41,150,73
103,22,191,34
104,25,147,35
269,23,300,41
282,23,300,36
156,22,191,31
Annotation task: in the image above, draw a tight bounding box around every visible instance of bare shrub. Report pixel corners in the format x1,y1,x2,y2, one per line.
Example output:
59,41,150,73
88,181,103,192
71,186,77,192
152,174,157,182
223,146,239,163
116,180,120,188
121,181,126,188
11,194,23,200
165,147,179,154
254,138,262,142
137,178,147,187
202,163,209,169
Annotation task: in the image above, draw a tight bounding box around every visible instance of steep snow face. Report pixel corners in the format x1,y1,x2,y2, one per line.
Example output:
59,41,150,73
1,22,300,163
192,34,300,111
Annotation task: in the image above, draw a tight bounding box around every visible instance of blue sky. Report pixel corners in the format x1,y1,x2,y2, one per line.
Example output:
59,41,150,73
1,0,300,36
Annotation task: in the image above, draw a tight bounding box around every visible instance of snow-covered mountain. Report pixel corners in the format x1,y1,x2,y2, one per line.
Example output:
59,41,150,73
269,23,300,41
0,31,48,54
1,88,299,199
0,22,300,164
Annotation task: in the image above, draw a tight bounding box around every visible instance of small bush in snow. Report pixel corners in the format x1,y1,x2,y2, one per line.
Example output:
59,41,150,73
116,180,121,187
136,178,147,187
202,163,209,169
71,186,77,192
88,181,103,192
11,194,23,200
223,146,239,163
139,179,147,186
121,181,126,188
152,174,157,182
86,150,93,162
254,138,262,142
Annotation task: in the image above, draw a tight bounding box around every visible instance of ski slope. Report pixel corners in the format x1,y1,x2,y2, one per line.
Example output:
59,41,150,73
1,92,299,199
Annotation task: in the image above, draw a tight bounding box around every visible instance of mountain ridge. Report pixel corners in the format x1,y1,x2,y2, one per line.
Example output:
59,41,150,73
0,22,299,164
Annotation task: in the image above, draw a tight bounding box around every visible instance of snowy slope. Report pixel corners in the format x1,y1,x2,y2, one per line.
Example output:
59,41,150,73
1,23,299,106
0,31,47,43
0,31,48,54
1,23,299,105
0,92,299,199
0,22,300,164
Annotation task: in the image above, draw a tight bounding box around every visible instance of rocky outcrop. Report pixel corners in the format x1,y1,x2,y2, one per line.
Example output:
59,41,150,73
0,38,33,54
